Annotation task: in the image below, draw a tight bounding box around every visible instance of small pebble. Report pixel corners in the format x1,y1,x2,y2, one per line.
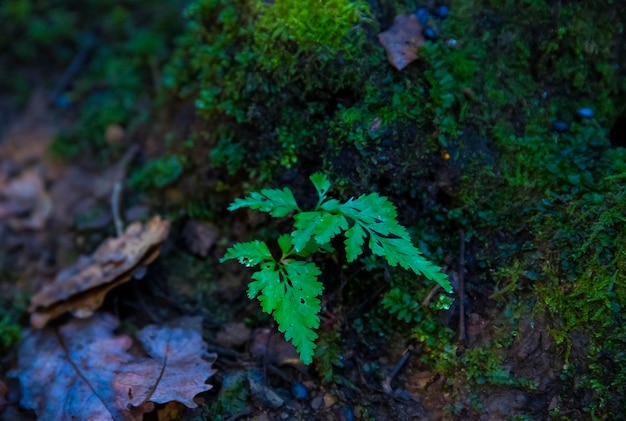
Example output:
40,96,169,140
416,7,430,25
577,107,594,119
291,382,308,400
446,38,458,48
340,406,355,421
423,27,437,41
105,124,125,145
551,120,569,133
54,94,71,109
434,5,450,19
311,396,323,410
323,393,337,408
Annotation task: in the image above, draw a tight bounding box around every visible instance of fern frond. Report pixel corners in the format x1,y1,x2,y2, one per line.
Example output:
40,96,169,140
228,188,300,217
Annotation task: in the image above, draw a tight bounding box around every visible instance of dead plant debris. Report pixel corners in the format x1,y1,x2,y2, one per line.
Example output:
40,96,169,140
378,14,426,71
28,216,171,328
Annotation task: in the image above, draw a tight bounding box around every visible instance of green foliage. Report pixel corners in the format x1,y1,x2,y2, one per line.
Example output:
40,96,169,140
204,371,248,420
165,0,374,179
50,133,82,161
255,0,368,62
462,346,536,388
440,1,626,415
373,275,457,374
314,327,344,383
382,287,422,323
0,294,26,353
421,42,472,147
2,0,184,160
0,316,21,351
222,173,450,364
129,155,186,190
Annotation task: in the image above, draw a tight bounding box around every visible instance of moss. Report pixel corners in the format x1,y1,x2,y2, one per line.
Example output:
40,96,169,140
0,293,27,354
129,154,186,190
161,0,626,413
164,0,378,181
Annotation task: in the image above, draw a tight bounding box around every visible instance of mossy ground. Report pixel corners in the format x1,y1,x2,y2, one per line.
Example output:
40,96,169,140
1,0,626,419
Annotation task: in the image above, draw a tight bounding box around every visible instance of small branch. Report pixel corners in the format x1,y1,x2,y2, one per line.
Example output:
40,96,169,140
422,284,441,307
458,229,466,345
110,145,139,237
111,182,123,237
49,33,97,107
382,349,411,394
205,344,244,360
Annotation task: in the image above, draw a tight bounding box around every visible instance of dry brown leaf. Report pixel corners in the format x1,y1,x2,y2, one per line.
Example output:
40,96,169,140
28,216,170,328
378,14,425,71
10,313,216,420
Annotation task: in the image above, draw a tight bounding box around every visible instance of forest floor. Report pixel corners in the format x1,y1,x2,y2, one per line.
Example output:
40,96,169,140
1,1,625,420
0,89,560,421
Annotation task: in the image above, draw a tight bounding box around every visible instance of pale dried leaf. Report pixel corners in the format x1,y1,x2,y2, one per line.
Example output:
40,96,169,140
10,313,136,420
29,216,170,328
378,15,425,71
10,313,217,420
113,321,217,409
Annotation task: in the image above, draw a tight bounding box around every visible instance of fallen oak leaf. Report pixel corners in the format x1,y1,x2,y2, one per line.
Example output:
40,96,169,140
28,216,170,328
10,313,217,420
378,14,425,71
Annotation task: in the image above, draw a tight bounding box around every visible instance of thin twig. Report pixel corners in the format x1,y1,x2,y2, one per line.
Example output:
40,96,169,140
382,349,411,394
205,344,244,360
110,145,139,237
422,284,441,307
458,229,466,345
111,182,123,237
49,33,97,107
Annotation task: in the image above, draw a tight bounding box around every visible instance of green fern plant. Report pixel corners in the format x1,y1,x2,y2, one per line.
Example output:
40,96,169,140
221,173,451,364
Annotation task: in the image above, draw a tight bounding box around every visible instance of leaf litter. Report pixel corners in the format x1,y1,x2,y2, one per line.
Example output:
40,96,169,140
28,216,171,328
0,168,52,231
10,313,216,421
378,14,426,71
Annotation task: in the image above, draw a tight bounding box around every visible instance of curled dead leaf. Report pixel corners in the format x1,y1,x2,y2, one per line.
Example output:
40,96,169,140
378,15,425,71
28,216,170,328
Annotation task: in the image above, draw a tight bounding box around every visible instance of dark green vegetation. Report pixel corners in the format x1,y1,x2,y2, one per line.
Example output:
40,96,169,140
3,0,626,419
